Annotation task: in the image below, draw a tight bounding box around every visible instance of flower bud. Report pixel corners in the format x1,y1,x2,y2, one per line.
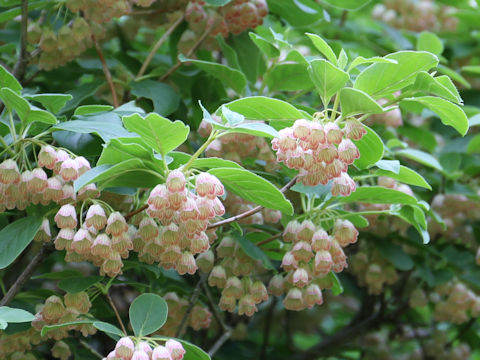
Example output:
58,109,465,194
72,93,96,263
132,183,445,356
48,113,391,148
208,265,227,288
55,204,78,229
344,119,366,140
148,184,170,210
314,250,333,275
0,159,20,184
34,218,51,242
238,294,257,317
52,341,71,360
72,228,93,254
283,220,300,242
165,339,186,360
43,295,66,322
297,220,315,243
75,156,91,175
311,229,331,252
338,139,360,165
281,251,298,271
217,236,236,257
250,281,268,304
132,350,150,360
115,337,135,359
152,345,172,360
324,122,344,145
304,284,323,308
196,173,224,199
64,291,91,313
85,204,107,230
219,294,236,312
292,267,310,288
331,172,356,197
283,288,304,311
223,276,243,299
333,219,358,247
38,145,57,169
55,228,75,251
59,158,79,181
106,212,128,237
196,250,214,273
91,234,112,257
176,251,197,275
291,241,314,262
268,274,285,296
166,170,186,193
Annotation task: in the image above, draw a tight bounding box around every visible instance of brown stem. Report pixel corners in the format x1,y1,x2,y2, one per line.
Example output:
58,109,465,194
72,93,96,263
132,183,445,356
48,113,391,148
160,19,218,82
175,275,206,338
260,298,277,359
92,34,119,108
13,0,29,81
125,204,148,221
256,233,282,247
201,281,229,332
80,339,103,359
208,330,232,357
208,176,298,230
106,292,128,335
0,243,52,306
136,13,185,79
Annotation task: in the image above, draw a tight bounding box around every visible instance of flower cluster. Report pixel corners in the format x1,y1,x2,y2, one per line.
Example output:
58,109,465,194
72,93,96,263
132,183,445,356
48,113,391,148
423,330,471,360
432,281,480,324
205,235,269,316
137,170,224,275
372,0,458,32
270,219,358,311
32,292,96,340
0,328,41,358
0,146,96,213
66,0,131,24
350,242,399,295
105,337,186,360
272,118,364,196
160,292,212,336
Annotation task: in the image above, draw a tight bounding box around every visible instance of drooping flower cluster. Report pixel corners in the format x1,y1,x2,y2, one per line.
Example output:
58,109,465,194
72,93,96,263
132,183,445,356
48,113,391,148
159,292,212,336
271,219,358,311
205,235,269,316
32,292,96,340
423,330,471,360
54,203,132,277
138,170,224,275
0,328,41,357
272,118,364,196
105,337,185,360
0,146,96,213
66,0,131,24
223,193,282,225
371,0,458,32
432,281,480,324
350,242,399,295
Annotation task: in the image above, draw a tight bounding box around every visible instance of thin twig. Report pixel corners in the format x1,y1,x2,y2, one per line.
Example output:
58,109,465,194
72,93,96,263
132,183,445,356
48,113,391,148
260,298,277,359
175,274,207,338
0,243,53,306
136,13,185,79
208,330,232,357
13,0,29,81
106,292,128,335
160,19,218,82
80,339,103,359
125,204,148,221
201,281,229,331
208,176,298,230
92,34,119,108
256,233,282,247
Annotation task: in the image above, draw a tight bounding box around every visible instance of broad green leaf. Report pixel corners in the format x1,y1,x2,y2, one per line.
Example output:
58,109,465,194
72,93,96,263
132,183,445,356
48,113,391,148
234,233,275,271
74,159,151,192
354,51,439,98
130,80,180,116
395,206,430,244
93,321,125,340
74,105,114,115
417,31,444,55
337,186,418,205
375,160,400,174
216,35,241,70
32,270,83,280
0,64,21,92
265,62,313,92
308,59,349,105
437,65,471,89
58,276,103,293
41,320,94,336
221,105,244,126
208,167,294,215
347,56,398,73
0,216,43,269
0,88,57,125
179,339,211,360
375,166,431,190
461,65,480,75
339,88,384,117
467,134,480,154
396,149,443,171
0,0,53,23
435,76,461,103
305,33,337,64
401,96,469,136
130,293,168,337
122,113,189,155
25,94,72,114
338,49,348,70
267,0,324,27
249,32,280,58
371,239,414,270
320,0,372,10
225,122,279,139
179,55,246,93
192,158,243,170
336,211,370,228
52,120,132,142
352,126,384,169
328,272,344,296
0,307,35,324
411,72,462,104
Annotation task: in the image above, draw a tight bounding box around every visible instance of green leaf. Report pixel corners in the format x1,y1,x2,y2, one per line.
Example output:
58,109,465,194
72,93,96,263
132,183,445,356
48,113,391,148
130,293,168,337
265,62,313,92
267,0,324,27
347,56,398,73
32,270,83,280
0,0,53,23
354,51,439,98
41,320,94,337
249,32,280,58
0,64,21,92
122,113,189,155
192,158,243,170
467,134,480,154
178,55,246,94
204,0,232,5
208,168,294,215
25,94,72,114
375,166,431,190
0,307,35,325
0,88,57,125
93,321,125,340
0,216,43,269
411,72,462,104
309,59,349,105
437,65,471,89
394,206,430,244
461,65,480,75
226,122,279,139
305,33,337,64
401,96,469,136
417,31,444,55
371,239,414,270
320,0,372,10
74,105,114,115
234,233,275,271
179,339,211,360
58,276,103,293
352,125,384,169
337,186,418,205
52,120,132,142
339,88,385,117
328,272,344,296
130,80,180,116
396,149,443,171
375,160,400,174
